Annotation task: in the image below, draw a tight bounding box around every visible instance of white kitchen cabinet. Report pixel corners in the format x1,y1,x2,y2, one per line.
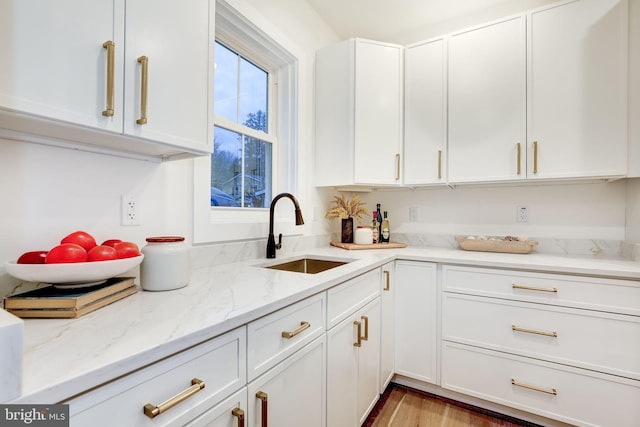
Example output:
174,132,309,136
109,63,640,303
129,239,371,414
0,0,213,161
379,262,395,390
448,15,527,183
315,38,403,187
526,0,628,180
404,38,447,185
184,388,247,427
394,261,438,384
247,336,326,427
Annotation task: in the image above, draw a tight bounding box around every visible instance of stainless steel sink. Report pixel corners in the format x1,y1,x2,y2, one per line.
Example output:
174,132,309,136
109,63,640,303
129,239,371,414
262,257,351,274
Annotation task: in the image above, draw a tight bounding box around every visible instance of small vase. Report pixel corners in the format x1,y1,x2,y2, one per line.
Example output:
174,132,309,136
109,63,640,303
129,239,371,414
341,217,354,243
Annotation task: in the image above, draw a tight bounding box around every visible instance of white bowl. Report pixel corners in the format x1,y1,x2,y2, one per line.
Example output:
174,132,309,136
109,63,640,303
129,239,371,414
4,255,144,287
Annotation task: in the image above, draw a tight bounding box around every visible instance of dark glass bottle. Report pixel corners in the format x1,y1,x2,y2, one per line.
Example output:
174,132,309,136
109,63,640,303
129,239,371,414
376,204,383,240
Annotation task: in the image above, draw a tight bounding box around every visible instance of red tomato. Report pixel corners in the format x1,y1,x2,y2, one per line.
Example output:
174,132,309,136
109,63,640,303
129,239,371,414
114,241,140,259
101,239,122,248
61,231,97,251
87,245,118,262
17,251,48,264
45,243,88,264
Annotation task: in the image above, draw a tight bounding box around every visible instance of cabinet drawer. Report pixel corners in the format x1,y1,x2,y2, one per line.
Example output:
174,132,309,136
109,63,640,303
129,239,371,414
443,265,640,316
327,268,380,329
442,342,640,427
247,293,325,381
67,327,246,427
443,293,640,380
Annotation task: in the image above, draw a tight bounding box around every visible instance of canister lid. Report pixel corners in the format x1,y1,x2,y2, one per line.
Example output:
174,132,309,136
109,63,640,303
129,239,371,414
145,236,185,243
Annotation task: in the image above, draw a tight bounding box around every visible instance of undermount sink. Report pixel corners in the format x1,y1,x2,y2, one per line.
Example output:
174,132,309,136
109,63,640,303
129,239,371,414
261,257,352,274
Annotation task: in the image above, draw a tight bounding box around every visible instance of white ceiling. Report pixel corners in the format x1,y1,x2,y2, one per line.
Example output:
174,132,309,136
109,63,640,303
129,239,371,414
306,0,512,41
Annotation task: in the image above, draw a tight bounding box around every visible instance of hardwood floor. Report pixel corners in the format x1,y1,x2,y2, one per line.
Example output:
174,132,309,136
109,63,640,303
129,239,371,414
363,384,543,427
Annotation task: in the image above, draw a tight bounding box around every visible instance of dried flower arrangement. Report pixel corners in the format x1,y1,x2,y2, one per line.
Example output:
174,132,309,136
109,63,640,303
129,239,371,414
325,193,368,221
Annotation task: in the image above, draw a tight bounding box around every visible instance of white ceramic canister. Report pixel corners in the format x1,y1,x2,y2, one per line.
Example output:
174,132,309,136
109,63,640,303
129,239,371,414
354,226,374,245
140,236,190,291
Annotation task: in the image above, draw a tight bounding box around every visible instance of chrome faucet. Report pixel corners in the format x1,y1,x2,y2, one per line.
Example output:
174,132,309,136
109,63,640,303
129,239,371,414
267,193,304,258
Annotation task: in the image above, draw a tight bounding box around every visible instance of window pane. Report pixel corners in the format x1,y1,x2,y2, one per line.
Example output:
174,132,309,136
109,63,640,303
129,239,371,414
211,126,242,207
243,137,272,208
240,58,268,132
214,43,238,123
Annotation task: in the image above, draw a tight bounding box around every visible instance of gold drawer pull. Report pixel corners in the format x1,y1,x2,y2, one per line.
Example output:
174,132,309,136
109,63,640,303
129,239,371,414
512,325,558,338
102,41,115,117
383,270,390,291
533,140,539,174
143,378,205,418
361,315,369,341
256,391,268,427
281,321,310,339
395,153,401,180
511,378,557,395
512,284,558,293
232,407,245,427
437,149,442,179
354,320,362,347
516,142,521,175
136,55,149,125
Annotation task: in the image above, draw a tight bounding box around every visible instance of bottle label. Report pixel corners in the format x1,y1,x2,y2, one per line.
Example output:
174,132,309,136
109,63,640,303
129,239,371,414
382,227,390,240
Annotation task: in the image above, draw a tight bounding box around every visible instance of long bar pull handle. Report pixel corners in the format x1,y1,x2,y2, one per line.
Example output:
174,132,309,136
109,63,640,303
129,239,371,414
383,270,390,291
136,56,149,125
437,150,442,179
512,284,558,293
232,408,245,427
281,321,310,339
512,325,558,338
256,391,268,427
516,143,521,175
143,378,205,418
361,315,369,341
511,379,557,395
533,141,538,174
395,153,401,180
102,41,115,117
353,321,362,347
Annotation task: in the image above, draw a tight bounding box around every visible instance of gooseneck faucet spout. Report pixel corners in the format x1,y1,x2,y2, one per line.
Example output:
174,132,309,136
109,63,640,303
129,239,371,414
267,193,304,258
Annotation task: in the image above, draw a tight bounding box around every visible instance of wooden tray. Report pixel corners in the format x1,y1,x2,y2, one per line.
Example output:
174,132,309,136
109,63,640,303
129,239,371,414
330,242,407,250
455,236,537,254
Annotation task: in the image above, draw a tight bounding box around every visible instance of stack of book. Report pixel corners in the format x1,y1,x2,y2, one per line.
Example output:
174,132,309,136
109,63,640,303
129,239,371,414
3,277,137,319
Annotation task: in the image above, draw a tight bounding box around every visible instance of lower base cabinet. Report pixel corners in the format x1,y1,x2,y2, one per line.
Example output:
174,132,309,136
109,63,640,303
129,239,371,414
247,336,326,427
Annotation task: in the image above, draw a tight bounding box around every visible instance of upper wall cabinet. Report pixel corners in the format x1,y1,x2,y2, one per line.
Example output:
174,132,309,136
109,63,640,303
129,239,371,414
0,0,213,162
526,0,628,180
315,38,403,187
448,15,527,184
404,37,447,186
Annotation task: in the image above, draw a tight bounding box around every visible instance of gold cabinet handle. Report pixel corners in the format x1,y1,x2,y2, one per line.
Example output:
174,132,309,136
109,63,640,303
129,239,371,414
383,270,390,291
281,321,310,339
437,149,442,179
512,325,558,338
395,153,400,180
512,284,558,293
353,320,362,347
511,378,557,395
136,56,149,125
256,391,268,427
516,143,521,175
102,41,115,117
361,315,369,341
232,408,245,427
143,378,205,418
533,141,538,174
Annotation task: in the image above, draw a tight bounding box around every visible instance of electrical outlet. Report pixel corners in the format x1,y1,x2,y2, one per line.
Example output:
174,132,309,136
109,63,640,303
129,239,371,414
517,206,528,223
409,206,419,222
121,195,140,226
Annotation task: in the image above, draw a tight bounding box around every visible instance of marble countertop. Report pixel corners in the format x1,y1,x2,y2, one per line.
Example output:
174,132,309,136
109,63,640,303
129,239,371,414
10,245,640,404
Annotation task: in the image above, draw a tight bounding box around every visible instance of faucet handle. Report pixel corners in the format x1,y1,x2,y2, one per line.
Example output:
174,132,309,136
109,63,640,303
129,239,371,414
276,233,282,250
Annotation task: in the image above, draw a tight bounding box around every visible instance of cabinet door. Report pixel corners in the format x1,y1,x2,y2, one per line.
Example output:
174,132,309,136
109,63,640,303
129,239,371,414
448,16,526,183
527,0,628,179
357,299,381,425
404,38,447,185
395,261,438,384
124,0,211,152
379,263,395,391
185,388,247,427
0,0,123,133
354,39,403,185
248,336,326,427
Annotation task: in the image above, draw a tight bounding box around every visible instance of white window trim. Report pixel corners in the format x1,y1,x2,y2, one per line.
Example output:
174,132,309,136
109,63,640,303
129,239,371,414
194,0,302,244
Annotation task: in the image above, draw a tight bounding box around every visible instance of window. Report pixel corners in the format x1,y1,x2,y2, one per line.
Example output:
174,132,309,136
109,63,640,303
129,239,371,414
211,41,273,208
